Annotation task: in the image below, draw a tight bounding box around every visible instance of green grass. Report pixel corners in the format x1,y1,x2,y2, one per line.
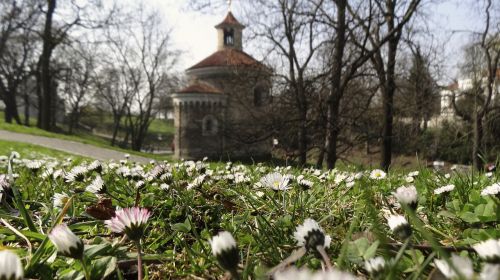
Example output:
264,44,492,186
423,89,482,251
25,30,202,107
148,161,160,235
0,111,171,161
0,139,88,160
1,158,498,279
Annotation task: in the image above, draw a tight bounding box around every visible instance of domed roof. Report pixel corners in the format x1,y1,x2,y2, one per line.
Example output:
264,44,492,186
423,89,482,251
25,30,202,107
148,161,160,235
177,82,223,94
187,48,263,70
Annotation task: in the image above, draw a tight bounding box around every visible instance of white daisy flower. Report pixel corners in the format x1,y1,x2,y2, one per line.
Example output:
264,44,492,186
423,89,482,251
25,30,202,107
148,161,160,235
87,160,103,173
274,267,313,280
387,215,411,239
370,169,386,180
365,256,386,275
48,224,84,259
187,174,206,190
274,267,357,280
481,183,500,196
405,176,415,183
473,239,500,263
65,166,87,183
393,185,418,209
10,151,20,159
434,254,474,280
25,160,43,171
434,184,455,195
53,193,70,208
0,250,24,280
294,218,331,251
408,171,419,177
86,176,105,194
480,264,500,280
210,231,239,272
260,172,290,191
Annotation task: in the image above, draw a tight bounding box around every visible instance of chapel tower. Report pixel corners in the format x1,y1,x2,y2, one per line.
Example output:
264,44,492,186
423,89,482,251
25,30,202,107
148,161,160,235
171,9,272,160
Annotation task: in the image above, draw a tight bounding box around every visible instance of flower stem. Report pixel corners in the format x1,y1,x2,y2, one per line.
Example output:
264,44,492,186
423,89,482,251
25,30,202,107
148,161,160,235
80,256,91,280
136,240,143,280
316,245,333,270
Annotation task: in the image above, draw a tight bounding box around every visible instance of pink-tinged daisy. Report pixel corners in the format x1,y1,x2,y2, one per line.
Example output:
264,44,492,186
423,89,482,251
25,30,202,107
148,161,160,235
105,207,151,241
0,250,24,280
48,224,84,259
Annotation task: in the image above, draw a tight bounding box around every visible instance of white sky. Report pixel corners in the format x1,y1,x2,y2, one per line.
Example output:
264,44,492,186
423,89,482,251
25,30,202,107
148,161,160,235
149,0,486,83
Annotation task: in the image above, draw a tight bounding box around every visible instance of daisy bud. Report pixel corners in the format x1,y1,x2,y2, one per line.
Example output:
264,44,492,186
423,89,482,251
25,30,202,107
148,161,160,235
294,218,331,253
473,239,500,264
48,224,84,259
393,185,418,210
387,215,412,240
0,250,24,280
365,256,387,276
434,254,474,280
210,231,239,273
105,207,151,241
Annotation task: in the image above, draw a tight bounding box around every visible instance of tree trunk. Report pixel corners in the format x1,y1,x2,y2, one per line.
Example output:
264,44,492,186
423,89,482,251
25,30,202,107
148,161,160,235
380,1,399,172
316,146,324,168
298,104,307,166
39,0,56,131
4,92,22,124
472,111,483,170
24,91,30,126
324,0,346,169
111,116,121,146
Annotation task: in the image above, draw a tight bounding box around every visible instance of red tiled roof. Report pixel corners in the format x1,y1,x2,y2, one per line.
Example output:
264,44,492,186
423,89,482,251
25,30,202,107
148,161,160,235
188,49,263,70
215,12,245,28
177,82,223,94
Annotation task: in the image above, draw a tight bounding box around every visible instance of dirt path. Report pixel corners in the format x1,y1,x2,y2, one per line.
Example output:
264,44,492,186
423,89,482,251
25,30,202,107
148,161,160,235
0,130,153,163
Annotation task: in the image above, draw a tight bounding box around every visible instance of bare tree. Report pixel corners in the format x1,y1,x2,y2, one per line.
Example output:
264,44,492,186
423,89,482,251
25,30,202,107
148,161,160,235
57,43,95,133
250,0,323,165
0,0,40,124
106,6,179,151
94,65,134,146
37,0,115,131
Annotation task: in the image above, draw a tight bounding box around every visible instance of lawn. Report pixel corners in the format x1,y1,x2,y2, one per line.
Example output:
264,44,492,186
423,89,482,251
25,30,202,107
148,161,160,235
0,139,89,161
0,111,171,161
0,154,498,279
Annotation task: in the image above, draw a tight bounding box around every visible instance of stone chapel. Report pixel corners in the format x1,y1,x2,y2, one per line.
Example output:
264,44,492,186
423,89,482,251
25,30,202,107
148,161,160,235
171,11,272,160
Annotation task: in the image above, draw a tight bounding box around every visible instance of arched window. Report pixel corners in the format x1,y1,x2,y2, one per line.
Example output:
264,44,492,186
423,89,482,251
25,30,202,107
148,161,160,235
202,115,218,136
224,28,234,46
254,86,268,107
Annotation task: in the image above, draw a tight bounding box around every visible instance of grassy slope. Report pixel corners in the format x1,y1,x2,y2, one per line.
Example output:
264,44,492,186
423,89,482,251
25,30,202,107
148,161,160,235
0,139,89,160
0,111,171,161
